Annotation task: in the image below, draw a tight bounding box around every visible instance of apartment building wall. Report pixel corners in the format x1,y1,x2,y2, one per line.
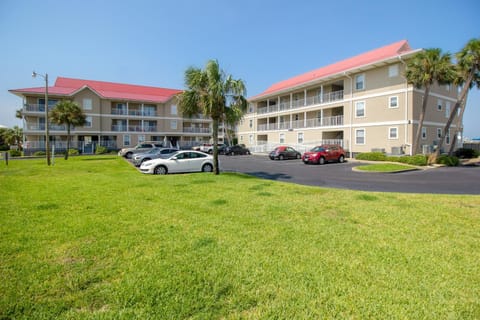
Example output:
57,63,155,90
238,60,460,156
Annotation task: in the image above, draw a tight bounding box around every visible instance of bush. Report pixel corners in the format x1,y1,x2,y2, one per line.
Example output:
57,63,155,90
9,150,22,157
95,145,108,155
454,148,479,159
386,156,401,162
0,144,9,151
33,151,46,156
355,152,387,161
68,149,79,156
437,155,459,166
400,154,428,166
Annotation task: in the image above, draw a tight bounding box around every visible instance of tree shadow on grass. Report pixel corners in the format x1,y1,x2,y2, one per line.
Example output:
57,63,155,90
246,171,292,181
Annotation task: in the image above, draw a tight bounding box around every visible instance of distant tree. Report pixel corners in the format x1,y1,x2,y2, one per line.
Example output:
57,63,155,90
178,60,247,174
1,126,23,150
50,100,86,160
405,48,456,154
431,38,480,163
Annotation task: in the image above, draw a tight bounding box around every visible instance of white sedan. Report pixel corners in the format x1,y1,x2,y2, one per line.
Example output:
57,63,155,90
139,150,214,175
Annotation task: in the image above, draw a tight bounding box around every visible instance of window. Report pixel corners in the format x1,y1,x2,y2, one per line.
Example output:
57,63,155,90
170,120,177,129
138,135,145,143
437,99,443,111
389,96,398,108
389,127,398,139
445,101,451,118
446,129,450,144
249,103,254,113
144,104,156,116
437,128,442,139
355,101,365,118
83,98,92,110
123,135,131,146
298,132,304,144
445,84,451,92
240,135,243,142
249,135,254,144
388,64,399,77
279,133,285,144
84,116,92,128
171,104,177,115
355,74,365,90
422,127,427,140
249,120,253,128
355,129,365,145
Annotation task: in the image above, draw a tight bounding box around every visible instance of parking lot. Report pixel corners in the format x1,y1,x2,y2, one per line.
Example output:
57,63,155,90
218,154,480,195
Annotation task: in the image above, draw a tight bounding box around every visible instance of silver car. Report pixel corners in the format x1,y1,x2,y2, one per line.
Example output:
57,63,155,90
132,147,179,167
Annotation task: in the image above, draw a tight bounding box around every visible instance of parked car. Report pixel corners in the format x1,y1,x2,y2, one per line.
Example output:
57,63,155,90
139,150,214,175
225,144,250,155
302,144,346,165
269,146,302,160
118,142,163,159
132,147,179,167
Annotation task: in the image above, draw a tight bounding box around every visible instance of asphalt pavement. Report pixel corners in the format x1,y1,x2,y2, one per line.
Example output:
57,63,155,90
219,154,480,195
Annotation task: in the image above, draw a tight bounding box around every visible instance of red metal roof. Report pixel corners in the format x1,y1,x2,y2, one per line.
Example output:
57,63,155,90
10,77,182,103
250,40,415,100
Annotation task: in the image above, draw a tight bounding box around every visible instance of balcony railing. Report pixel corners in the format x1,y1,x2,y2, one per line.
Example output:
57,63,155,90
26,124,67,131
183,127,211,134
111,109,158,116
257,115,344,132
256,90,344,114
23,104,54,112
111,125,158,132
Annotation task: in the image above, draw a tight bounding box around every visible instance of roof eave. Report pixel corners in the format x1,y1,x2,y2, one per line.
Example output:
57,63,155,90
248,49,422,102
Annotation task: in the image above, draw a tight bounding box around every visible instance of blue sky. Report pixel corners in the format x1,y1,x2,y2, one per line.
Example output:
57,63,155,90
1,0,479,137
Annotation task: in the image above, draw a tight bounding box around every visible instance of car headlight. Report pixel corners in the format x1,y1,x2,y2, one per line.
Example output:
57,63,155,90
141,161,153,167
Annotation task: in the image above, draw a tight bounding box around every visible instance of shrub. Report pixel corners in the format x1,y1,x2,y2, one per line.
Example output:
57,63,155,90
401,154,428,166
386,156,401,162
355,152,387,161
9,150,22,157
437,155,459,166
68,149,79,156
454,148,478,159
0,144,9,151
95,145,108,155
33,151,46,156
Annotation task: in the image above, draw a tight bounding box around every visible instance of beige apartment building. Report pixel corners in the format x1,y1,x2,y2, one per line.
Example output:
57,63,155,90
10,77,218,155
238,40,460,156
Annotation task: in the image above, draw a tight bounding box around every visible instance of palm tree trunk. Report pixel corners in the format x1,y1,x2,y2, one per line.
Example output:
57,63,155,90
212,118,220,175
430,70,474,163
65,125,70,160
448,92,468,156
412,86,430,155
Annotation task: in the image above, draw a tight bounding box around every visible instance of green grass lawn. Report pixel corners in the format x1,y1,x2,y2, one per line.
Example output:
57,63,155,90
1,156,479,319
355,163,418,172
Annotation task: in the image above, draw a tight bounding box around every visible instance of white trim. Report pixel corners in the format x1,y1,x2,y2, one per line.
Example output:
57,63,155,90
389,96,398,108
355,101,366,118
388,126,399,140
355,128,366,145
355,74,365,91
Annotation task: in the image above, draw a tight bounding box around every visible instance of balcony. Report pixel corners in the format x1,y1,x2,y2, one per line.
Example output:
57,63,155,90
183,127,211,134
110,109,157,116
26,124,67,131
257,115,344,132
257,90,344,114
23,104,54,113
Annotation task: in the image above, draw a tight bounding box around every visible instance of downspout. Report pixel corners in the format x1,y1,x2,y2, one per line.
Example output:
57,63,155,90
344,71,353,158
398,55,411,155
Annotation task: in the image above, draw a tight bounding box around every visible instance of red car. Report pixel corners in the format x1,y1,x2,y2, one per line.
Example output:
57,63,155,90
302,144,346,165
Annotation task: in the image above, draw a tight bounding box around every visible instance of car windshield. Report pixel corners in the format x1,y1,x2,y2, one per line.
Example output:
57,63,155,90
148,148,160,154
311,146,325,152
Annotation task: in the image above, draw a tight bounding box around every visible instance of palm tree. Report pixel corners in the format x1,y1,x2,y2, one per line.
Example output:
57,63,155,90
179,60,247,174
405,48,456,155
50,100,86,160
431,38,480,163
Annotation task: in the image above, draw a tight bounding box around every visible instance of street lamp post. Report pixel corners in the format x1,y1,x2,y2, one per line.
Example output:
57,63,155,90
32,71,51,165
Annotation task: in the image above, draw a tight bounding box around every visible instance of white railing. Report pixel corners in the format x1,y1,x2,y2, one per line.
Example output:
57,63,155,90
257,115,344,132
26,124,67,131
255,90,344,114
183,127,211,134
23,104,55,112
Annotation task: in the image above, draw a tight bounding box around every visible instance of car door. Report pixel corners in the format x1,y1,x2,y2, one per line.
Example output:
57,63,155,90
285,147,295,159
170,152,190,173
327,146,338,161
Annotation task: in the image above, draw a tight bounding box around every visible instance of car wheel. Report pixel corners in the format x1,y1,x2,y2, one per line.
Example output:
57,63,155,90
154,165,167,175
231,152,235,156
279,154,284,160
319,157,326,165
338,155,345,163
202,163,213,172
125,152,133,159
246,151,251,155
296,154,301,159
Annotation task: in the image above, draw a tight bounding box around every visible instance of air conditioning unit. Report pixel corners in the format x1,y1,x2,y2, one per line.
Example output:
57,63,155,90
391,147,403,155
422,145,433,154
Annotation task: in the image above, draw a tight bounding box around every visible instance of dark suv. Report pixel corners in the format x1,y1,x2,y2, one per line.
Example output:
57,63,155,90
302,144,346,165
269,146,301,160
